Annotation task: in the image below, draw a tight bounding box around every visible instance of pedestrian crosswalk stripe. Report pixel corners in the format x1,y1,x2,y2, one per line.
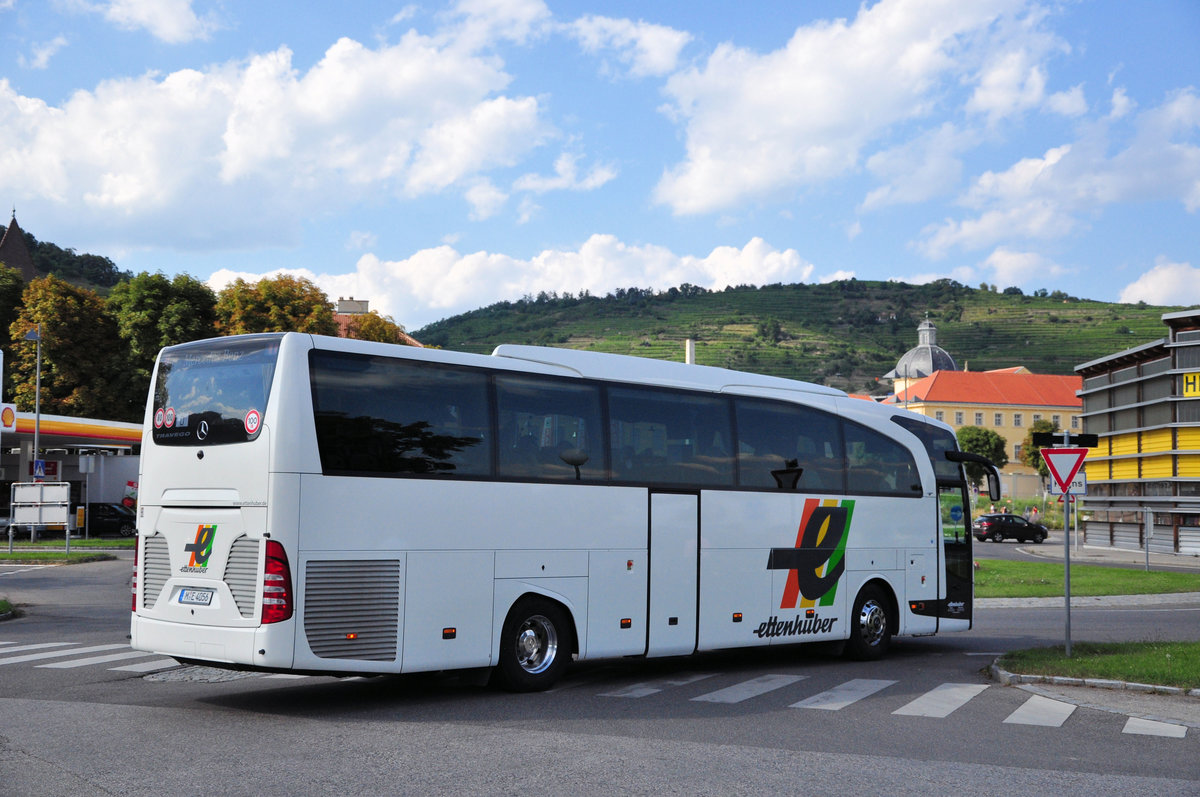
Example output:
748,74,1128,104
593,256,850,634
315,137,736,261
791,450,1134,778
1123,717,1187,738
39,650,160,668
1003,694,1076,727
893,683,989,717
0,642,75,655
790,678,897,710
691,674,807,704
599,672,716,698
0,643,127,665
110,658,179,673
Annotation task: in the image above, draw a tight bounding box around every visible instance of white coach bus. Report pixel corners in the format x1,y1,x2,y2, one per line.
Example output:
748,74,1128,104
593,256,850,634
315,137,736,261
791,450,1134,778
130,332,999,691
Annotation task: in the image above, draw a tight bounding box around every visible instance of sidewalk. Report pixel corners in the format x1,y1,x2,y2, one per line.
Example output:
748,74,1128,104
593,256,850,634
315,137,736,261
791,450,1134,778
1019,539,1200,571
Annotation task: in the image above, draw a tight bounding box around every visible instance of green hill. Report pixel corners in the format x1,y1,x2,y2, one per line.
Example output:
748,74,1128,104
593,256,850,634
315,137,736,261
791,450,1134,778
415,280,1179,395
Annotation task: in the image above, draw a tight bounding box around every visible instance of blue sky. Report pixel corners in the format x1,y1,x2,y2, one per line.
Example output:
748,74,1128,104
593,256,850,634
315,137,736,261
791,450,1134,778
0,0,1197,329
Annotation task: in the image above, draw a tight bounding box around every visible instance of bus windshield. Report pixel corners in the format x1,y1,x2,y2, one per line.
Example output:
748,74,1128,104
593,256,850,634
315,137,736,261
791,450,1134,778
152,335,281,446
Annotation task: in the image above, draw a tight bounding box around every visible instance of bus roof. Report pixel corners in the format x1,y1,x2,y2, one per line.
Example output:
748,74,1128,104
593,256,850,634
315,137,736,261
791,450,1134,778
492,344,846,398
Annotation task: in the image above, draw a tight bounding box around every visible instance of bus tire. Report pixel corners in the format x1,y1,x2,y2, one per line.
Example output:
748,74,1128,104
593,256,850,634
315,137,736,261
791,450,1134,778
845,584,892,661
494,597,571,692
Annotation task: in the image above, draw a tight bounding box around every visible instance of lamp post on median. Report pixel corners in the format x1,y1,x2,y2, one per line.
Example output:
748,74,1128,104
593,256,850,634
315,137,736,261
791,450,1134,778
23,324,41,479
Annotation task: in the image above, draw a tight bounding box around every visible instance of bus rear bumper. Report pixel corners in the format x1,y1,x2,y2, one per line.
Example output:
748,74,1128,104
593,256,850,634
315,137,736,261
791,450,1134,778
130,615,295,669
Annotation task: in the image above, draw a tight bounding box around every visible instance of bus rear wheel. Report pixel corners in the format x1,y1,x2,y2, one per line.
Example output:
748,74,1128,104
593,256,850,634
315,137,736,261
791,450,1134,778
494,597,571,692
845,585,892,661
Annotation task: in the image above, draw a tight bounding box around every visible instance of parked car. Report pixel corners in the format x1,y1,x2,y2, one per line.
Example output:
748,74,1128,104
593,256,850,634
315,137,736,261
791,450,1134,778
81,502,137,537
972,513,1048,544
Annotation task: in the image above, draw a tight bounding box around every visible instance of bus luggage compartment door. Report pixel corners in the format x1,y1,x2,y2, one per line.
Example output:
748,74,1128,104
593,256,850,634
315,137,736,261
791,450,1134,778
646,492,699,657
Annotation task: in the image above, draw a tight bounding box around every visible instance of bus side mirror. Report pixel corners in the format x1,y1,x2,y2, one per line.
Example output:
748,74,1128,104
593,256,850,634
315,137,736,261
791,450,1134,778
985,471,1001,502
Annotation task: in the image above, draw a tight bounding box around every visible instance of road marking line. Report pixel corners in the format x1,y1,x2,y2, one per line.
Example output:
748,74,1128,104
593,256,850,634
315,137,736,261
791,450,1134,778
790,678,897,710
0,642,74,654
1003,694,1076,727
39,650,159,668
893,683,989,717
599,672,716,698
1123,717,1187,738
110,659,179,673
691,674,807,704
0,644,127,665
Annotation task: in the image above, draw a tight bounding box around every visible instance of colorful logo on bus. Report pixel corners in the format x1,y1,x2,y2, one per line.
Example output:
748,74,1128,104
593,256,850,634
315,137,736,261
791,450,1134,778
758,498,854,639
180,524,217,573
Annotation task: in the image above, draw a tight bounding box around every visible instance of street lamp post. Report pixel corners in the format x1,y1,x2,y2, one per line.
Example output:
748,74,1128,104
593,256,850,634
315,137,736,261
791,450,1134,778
24,324,41,478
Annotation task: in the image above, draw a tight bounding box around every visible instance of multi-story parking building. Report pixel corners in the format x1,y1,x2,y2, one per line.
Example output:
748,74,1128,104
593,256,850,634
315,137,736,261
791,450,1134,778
1076,309,1200,554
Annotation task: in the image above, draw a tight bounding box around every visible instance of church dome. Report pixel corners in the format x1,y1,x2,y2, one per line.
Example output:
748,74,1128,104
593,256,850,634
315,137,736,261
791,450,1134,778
884,319,957,380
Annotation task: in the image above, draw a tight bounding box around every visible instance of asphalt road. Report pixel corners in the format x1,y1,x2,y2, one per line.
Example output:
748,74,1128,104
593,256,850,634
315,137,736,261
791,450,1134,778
0,553,1197,796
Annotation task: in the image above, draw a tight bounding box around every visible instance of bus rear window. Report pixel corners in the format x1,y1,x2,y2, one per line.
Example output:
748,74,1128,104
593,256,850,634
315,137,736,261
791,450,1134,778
152,336,281,446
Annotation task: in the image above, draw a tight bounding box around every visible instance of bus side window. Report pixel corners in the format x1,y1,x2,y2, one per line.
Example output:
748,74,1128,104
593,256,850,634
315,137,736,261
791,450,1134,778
608,387,733,487
310,352,490,478
843,421,922,496
734,398,845,492
495,375,604,482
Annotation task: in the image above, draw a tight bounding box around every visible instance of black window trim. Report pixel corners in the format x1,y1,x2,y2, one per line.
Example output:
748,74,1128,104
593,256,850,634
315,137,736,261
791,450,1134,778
307,349,924,498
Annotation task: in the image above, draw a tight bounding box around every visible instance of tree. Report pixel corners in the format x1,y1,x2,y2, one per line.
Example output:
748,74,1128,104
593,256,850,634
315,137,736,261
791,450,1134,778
955,425,1008,489
346,310,413,345
1020,418,1058,479
9,275,140,421
0,265,25,400
108,271,218,400
215,275,337,336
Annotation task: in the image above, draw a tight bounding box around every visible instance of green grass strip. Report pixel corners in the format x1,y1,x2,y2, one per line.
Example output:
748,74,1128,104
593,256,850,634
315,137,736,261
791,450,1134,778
1000,641,1200,690
5,538,135,549
0,552,116,564
975,559,1200,598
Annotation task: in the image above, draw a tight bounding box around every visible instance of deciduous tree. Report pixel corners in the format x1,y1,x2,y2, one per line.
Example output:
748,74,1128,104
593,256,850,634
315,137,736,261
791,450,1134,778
9,275,139,422
215,275,336,336
346,310,412,345
956,425,1009,489
1020,418,1058,479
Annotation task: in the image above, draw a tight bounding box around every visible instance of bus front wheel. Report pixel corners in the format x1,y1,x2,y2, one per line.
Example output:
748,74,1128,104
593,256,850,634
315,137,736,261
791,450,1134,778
494,597,571,692
845,584,893,661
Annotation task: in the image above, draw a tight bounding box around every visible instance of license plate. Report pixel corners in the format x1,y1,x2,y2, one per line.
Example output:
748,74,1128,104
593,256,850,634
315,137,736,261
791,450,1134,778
179,588,214,606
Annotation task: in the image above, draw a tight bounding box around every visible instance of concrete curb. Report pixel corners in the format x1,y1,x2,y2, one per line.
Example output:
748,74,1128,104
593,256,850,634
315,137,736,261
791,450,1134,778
989,659,1200,728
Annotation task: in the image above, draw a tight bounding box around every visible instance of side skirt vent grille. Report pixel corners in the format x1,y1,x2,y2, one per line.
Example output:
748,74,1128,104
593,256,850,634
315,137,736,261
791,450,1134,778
224,536,261,618
142,534,171,609
304,560,400,661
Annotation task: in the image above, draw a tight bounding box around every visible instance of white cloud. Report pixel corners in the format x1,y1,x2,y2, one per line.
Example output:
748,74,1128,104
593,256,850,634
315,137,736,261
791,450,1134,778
207,235,816,328
1118,257,1200,305
0,28,548,245
861,123,969,211
1045,84,1086,116
967,54,1048,123
1109,86,1134,120
819,270,855,283
445,0,552,49
102,0,218,43
654,0,1030,215
918,89,1200,256
981,246,1066,287
346,230,378,251
570,15,692,77
465,179,508,219
19,36,69,70
513,152,617,193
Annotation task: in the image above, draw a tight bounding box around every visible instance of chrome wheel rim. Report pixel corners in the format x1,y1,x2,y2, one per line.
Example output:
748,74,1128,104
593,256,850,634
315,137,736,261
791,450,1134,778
858,599,887,648
515,614,558,674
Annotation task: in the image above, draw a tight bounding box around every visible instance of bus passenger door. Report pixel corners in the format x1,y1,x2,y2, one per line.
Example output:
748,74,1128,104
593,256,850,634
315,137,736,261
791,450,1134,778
647,491,699,657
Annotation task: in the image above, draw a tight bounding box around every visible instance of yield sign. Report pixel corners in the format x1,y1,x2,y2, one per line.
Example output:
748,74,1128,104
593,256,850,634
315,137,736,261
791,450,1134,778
1041,447,1088,494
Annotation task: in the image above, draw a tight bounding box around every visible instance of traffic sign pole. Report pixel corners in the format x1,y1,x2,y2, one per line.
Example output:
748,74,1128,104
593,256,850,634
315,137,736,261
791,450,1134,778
1040,445,1091,659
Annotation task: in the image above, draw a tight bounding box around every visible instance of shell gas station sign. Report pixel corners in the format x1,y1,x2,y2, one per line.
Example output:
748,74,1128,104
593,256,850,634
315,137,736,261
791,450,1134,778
0,404,15,434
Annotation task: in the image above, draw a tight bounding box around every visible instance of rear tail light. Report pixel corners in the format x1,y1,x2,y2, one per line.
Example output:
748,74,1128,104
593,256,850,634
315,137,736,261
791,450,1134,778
261,540,293,624
131,537,139,612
